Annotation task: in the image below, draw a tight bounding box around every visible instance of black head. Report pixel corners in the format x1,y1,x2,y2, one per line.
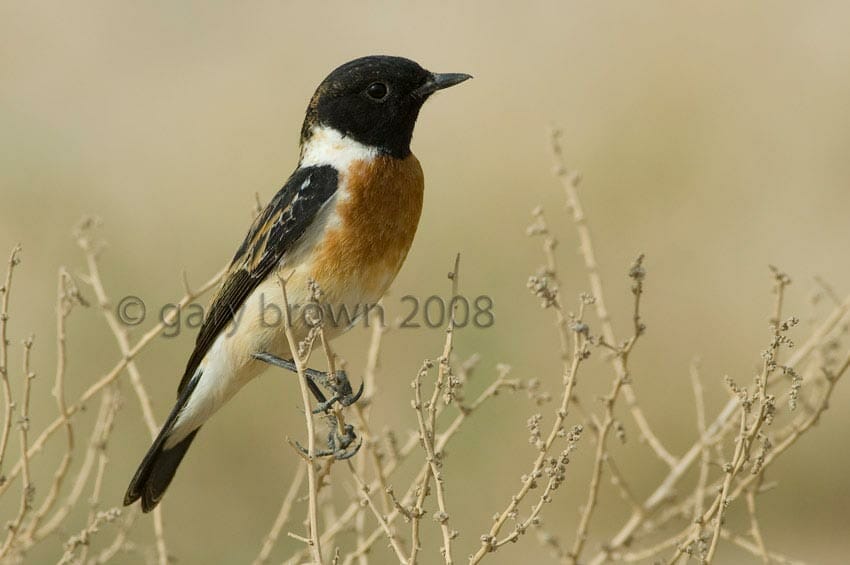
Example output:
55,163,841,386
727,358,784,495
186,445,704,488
301,55,471,158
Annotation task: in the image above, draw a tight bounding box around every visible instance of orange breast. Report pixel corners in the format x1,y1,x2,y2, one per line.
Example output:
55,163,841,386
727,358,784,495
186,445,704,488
310,153,424,303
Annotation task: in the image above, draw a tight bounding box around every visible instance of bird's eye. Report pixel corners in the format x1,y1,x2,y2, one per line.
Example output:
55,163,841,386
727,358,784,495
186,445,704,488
365,82,389,101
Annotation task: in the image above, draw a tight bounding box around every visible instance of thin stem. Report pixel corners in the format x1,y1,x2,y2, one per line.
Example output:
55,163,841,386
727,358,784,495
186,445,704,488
470,308,587,564
77,230,171,565
0,244,22,473
549,128,676,469
316,371,518,565
21,269,79,541
411,255,460,565
346,459,408,563
0,336,35,559
0,266,225,499
586,292,850,565
277,274,323,564
33,387,118,541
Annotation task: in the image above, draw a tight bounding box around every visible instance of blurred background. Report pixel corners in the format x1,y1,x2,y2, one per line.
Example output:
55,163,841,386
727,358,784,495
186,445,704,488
2,1,849,563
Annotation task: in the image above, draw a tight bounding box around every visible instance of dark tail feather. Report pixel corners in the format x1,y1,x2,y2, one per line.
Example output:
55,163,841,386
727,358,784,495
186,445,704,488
124,428,200,512
125,374,201,512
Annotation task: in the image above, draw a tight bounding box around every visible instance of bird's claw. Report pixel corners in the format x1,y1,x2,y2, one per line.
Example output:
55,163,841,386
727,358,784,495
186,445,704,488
295,420,362,460
307,373,363,413
341,381,365,406
254,352,363,460
310,369,362,406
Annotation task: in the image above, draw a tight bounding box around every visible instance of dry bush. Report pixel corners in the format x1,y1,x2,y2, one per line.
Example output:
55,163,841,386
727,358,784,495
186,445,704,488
0,131,845,564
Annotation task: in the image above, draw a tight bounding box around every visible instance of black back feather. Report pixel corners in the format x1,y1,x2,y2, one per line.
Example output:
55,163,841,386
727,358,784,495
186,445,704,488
177,165,338,395
125,165,338,511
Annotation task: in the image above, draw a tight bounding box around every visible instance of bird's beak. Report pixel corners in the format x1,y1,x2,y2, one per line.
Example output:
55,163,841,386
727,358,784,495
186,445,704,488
412,72,473,98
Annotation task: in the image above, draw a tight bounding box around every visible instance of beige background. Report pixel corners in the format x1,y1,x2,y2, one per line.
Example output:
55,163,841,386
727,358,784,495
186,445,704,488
2,1,849,563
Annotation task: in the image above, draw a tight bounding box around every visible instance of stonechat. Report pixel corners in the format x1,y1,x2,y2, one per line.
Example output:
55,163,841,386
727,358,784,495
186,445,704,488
124,55,471,511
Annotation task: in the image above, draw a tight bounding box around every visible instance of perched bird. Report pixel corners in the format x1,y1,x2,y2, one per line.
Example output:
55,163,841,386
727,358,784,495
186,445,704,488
124,55,471,512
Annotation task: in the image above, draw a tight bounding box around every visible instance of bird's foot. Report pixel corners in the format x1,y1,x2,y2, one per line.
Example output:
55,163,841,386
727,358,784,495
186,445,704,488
255,351,362,460
295,416,362,460
310,371,364,413
252,352,363,413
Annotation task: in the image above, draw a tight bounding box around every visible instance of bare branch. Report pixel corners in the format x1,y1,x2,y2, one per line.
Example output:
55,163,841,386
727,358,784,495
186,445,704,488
0,244,22,473
276,273,323,564
0,335,35,559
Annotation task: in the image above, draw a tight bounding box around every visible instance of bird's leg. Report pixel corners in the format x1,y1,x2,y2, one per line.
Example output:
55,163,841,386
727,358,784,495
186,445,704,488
253,351,363,460
252,352,363,413
253,352,328,407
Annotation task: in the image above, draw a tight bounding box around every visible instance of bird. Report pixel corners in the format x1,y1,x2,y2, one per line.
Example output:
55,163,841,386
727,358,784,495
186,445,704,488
124,55,471,512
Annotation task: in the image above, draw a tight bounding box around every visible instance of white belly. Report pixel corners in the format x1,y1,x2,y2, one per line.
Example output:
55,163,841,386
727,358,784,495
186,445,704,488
166,265,380,446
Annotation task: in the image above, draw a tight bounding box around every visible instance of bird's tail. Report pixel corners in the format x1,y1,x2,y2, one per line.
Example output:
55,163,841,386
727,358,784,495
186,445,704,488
124,376,200,512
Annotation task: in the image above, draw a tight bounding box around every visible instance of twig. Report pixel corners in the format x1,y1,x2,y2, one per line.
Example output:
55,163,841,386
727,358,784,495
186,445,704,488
93,508,139,564
587,291,850,565
0,265,225,498
319,370,519,565
0,244,22,473
277,273,323,564
333,374,520,563
346,459,408,563
566,256,646,564
21,269,82,541
549,128,677,469
663,272,792,563
350,306,388,565
410,255,460,565
77,225,170,565
470,301,588,564
0,336,35,559
728,355,846,500
77,389,118,565
527,208,573,375
57,508,121,565
33,386,119,542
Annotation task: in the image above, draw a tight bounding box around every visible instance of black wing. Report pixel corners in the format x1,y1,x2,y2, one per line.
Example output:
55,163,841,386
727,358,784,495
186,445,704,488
177,165,339,395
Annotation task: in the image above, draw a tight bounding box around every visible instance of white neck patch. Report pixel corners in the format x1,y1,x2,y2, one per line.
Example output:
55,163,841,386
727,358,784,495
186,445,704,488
299,125,378,171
